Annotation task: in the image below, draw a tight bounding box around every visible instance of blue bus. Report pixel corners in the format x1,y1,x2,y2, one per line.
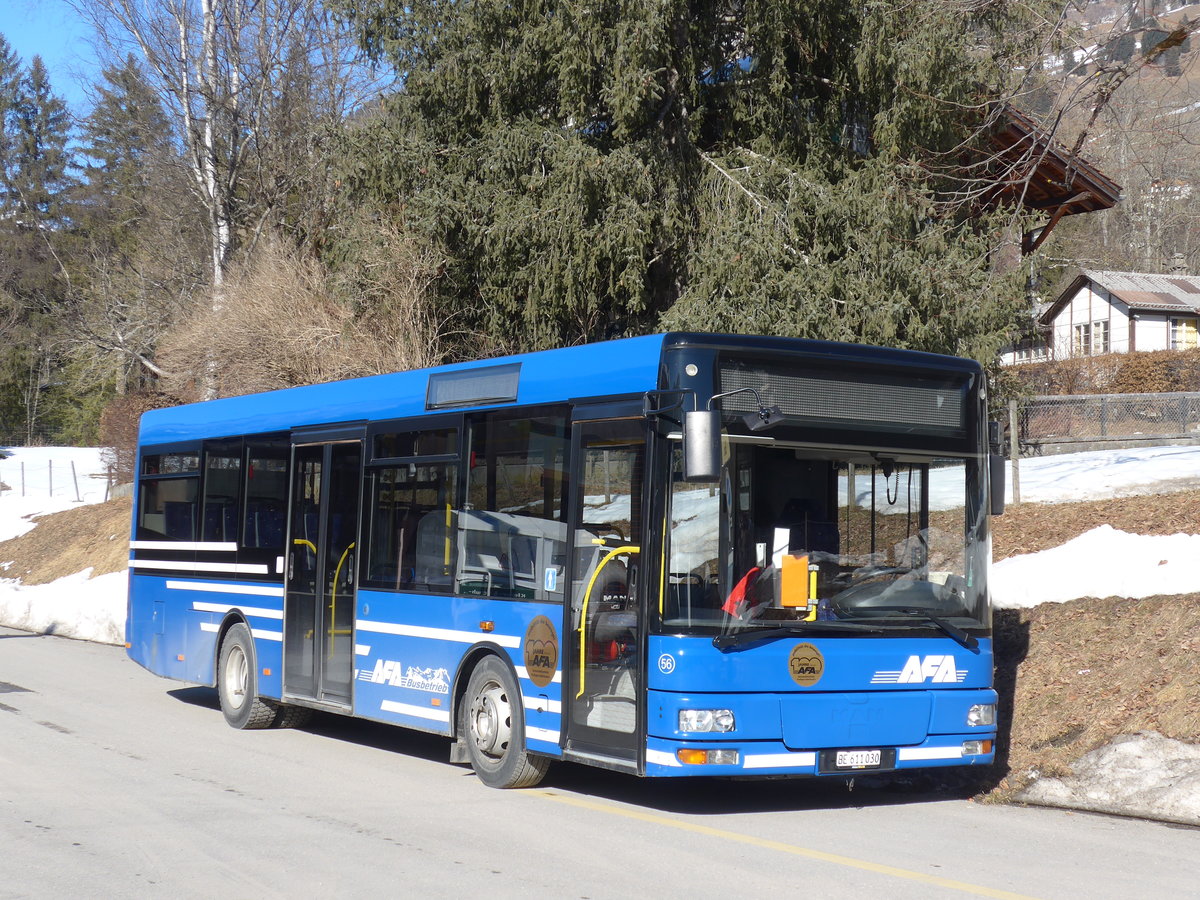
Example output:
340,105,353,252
127,332,1004,788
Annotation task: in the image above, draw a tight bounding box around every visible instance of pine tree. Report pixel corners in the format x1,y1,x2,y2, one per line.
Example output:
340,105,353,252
0,35,22,214
68,55,201,399
77,55,172,252
335,0,1038,363
8,56,73,224
0,47,75,442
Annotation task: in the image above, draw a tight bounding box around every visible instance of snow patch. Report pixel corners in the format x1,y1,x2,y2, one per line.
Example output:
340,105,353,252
1020,732,1200,827
992,525,1200,608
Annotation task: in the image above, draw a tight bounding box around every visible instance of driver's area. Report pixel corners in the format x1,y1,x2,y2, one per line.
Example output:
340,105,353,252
662,440,986,636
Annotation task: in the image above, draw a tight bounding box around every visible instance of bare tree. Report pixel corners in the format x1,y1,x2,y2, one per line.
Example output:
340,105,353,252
73,0,391,393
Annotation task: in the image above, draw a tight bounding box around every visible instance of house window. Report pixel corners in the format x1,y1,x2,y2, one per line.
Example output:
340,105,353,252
1073,321,1110,356
1171,318,1198,350
1073,323,1092,356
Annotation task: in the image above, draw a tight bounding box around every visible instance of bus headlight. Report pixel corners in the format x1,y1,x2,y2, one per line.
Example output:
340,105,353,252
967,704,996,727
678,709,735,733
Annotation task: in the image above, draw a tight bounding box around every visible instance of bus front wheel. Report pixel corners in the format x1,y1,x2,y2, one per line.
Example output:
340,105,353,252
218,623,277,730
460,656,549,789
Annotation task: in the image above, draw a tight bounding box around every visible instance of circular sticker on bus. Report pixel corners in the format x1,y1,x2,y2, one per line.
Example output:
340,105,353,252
523,616,559,688
788,643,824,687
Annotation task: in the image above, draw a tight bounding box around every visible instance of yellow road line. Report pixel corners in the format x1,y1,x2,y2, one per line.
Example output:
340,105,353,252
532,790,1042,900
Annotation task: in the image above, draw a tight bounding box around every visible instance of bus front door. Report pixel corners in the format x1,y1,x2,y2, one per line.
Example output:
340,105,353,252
565,419,645,762
284,439,362,706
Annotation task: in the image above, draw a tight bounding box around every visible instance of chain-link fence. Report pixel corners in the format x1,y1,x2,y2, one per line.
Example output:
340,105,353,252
0,424,80,448
1009,392,1200,456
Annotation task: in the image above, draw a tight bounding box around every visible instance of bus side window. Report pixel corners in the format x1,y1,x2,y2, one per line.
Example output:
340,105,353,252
202,439,243,543
362,460,459,593
461,409,568,602
243,440,289,551
137,450,200,541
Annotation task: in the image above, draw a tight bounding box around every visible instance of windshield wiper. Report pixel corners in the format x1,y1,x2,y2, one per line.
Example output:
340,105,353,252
712,621,886,651
869,609,979,650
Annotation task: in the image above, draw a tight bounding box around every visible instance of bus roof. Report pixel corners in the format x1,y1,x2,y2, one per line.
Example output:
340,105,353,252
138,332,982,446
139,333,670,445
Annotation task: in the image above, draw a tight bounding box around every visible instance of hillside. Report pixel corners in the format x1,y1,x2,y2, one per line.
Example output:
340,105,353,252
2,493,1198,803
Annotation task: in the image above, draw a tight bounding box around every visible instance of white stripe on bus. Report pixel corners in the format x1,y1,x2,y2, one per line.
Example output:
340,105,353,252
897,746,964,761
525,726,560,744
742,752,817,769
515,665,562,684
131,540,238,552
356,620,521,648
354,644,371,656
191,601,283,620
199,621,282,641
522,695,562,715
380,700,451,723
166,579,284,598
645,749,682,768
130,559,270,575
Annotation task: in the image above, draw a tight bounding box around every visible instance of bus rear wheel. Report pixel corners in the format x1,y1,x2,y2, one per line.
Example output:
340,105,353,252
460,656,549,789
218,623,277,730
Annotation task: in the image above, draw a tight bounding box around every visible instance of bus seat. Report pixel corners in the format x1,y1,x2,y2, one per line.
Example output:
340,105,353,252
164,501,196,540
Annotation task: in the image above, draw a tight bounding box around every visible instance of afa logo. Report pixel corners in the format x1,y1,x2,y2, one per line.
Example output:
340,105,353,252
523,615,559,687
787,642,824,687
871,655,967,684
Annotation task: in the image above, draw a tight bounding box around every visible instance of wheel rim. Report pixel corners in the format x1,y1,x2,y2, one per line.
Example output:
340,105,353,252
224,644,248,711
468,679,512,761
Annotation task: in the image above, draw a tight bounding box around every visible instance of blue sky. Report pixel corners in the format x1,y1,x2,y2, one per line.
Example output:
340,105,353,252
0,0,99,116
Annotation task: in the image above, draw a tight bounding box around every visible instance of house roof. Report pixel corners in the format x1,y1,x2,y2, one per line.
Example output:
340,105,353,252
986,107,1122,216
1040,269,1200,324
984,107,1122,253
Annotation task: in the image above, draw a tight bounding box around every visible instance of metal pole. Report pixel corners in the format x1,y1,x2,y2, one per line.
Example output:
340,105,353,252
1008,399,1021,505
21,461,25,497
72,460,80,502
603,450,611,504
48,459,53,497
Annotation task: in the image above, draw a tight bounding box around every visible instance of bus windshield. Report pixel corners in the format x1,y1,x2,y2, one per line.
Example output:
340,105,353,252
662,439,990,637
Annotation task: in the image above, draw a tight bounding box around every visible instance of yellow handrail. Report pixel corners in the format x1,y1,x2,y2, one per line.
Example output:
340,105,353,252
576,544,640,699
329,541,356,646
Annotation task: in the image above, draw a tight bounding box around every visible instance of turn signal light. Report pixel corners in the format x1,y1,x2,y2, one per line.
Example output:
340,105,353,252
962,740,993,756
676,748,740,766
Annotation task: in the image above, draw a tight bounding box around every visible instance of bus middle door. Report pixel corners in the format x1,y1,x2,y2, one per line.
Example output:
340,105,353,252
284,435,362,707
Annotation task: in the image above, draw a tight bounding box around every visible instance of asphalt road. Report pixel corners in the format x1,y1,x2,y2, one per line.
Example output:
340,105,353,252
2,625,1196,899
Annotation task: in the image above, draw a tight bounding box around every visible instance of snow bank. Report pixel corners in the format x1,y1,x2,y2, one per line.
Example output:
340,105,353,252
992,525,1200,608
1020,732,1200,827
0,569,126,645
1009,445,1200,504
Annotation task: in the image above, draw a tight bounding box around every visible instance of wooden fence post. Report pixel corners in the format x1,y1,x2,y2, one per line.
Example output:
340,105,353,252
1008,399,1021,505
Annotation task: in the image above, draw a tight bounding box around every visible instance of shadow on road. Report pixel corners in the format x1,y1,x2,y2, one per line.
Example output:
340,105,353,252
165,640,1030,818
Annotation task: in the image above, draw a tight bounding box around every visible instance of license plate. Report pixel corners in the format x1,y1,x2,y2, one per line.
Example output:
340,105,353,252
835,749,882,769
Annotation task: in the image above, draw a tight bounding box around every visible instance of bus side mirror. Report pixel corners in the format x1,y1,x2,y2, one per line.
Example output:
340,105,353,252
987,420,1005,517
683,409,721,482
989,452,1006,517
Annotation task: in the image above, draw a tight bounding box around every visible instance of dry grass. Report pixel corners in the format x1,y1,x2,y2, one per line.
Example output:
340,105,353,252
157,232,446,400
0,497,130,584
990,595,1200,800
993,489,1200,560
